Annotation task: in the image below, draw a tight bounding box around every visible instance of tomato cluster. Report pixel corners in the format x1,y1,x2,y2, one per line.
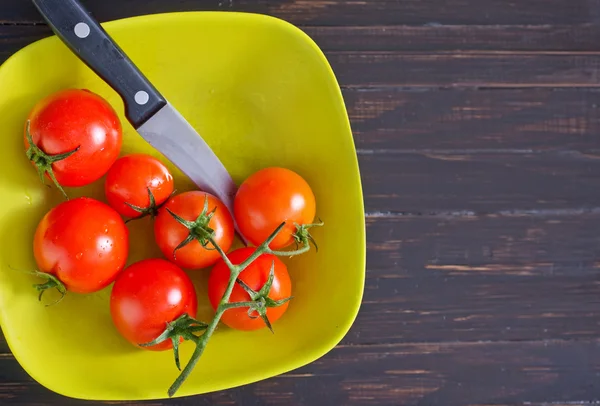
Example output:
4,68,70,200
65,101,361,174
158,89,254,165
23,89,319,392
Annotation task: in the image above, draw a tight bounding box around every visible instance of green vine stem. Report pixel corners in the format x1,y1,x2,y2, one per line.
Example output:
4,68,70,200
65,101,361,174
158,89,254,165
142,216,323,398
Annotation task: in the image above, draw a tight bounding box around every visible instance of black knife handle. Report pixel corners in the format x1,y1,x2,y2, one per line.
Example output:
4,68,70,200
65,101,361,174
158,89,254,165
32,0,166,128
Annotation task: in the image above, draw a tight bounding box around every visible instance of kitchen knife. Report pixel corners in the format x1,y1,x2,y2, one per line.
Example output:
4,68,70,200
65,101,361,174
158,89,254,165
31,0,238,218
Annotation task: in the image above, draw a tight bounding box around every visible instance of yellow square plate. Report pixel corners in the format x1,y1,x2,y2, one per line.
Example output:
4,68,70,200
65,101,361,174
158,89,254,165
0,11,365,401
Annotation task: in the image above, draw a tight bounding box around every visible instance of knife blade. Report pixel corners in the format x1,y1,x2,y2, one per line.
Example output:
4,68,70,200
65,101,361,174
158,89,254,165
31,0,238,217
137,104,238,215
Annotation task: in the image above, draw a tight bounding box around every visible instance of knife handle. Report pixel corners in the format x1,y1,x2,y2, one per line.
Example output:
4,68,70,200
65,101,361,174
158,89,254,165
32,0,166,128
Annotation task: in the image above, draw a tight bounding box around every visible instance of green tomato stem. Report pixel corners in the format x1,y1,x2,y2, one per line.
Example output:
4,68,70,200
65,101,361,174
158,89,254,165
221,301,262,310
24,120,79,200
167,221,308,397
268,245,311,257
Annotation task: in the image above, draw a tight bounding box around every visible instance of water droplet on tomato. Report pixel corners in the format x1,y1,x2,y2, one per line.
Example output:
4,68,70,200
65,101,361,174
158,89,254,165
75,252,83,260
104,227,109,234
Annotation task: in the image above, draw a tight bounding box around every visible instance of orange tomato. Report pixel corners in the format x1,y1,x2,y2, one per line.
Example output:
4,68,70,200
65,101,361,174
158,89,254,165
234,167,316,249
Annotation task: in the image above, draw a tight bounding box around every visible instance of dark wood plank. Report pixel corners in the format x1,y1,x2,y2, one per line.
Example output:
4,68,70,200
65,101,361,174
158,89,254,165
0,25,48,63
365,213,600,277
352,213,600,344
330,52,600,88
2,340,600,405
5,24,600,64
1,0,600,26
346,88,600,152
354,273,600,344
307,25,600,52
361,152,600,213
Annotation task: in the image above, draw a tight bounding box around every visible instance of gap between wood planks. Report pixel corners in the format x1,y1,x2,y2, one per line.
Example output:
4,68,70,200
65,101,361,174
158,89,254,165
357,148,599,155
365,207,600,219
342,84,600,90
1,337,599,355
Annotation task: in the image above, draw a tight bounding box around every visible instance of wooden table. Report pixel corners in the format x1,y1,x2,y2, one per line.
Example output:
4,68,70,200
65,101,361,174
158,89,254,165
2,1,600,405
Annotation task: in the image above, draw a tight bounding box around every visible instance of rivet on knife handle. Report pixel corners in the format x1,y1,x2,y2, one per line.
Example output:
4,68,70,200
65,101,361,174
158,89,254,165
32,0,166,128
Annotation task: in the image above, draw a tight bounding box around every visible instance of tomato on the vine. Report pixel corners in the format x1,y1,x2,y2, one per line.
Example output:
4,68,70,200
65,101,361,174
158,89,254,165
154,191,234,270
33,197,129,295
105,153,174,219
110,258,198,351
25,89,122,194
234,167,316,249
208,247,292,331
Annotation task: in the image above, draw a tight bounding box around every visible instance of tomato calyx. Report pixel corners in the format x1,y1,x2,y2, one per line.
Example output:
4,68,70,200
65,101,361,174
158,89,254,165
139,314,208,371
25,120,80,200
125,187,173,222
291,220,325,252
166,197,216,258
235,262,293,333
29,270,67,306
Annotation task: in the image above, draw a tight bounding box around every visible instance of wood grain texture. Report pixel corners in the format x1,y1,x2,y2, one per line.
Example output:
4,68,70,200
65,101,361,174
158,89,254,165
1,0,600,405
346,88,600,151
5,24,600,57
330,52,600,88
361,152,600,213
3,340,600,405
2,0,600,26
356,214,600,344
307,25,600,52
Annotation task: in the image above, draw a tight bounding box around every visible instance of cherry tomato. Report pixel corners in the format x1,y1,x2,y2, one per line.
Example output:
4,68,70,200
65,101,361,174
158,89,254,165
208,247,292,331
110,258,198,351
33,197,129,294
25,88,122,188
234,167,316,249
154,191,235,270
105,153,174,218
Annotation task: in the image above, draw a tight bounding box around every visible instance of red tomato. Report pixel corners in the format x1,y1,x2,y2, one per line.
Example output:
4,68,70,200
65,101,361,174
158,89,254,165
25,88,122,188
234,167,316,249
208,247,292,331
154,191,235,270
110,258,198,351
105,154,174,218
33,197,129,294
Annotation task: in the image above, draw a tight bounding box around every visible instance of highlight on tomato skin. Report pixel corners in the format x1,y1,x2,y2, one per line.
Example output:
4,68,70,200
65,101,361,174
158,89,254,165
233,167,316,249
104,153,175,219
32,197,129,295
109,258,198,351
154,191,235,270
24,88,123,190
208,247,292,331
